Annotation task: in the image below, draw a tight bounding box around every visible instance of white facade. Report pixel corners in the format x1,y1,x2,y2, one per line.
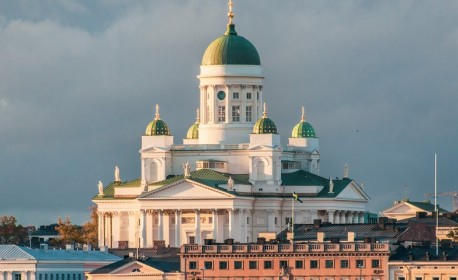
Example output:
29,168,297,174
93,12,370,249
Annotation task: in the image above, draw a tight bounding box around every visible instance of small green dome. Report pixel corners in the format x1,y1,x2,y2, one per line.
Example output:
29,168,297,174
186,123,199,139
145,119,170,136
292,121,316,138
253,104,277,134
202,24,260,66
291,107,316,138
145,104,171,136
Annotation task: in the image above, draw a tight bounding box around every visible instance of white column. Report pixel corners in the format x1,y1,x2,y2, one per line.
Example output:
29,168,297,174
175,210,181,247
212,209,218,242
111,211,120,248
267,209,275,232
21,272,27,280
0,272,5,280
5,272,11,280
241,209,247,243
146,210,153,246
128,211,137,247
106,213,112,247
163,211,170,246
30,272,36,280
328,210,335,224
140,210,147,248
194,209,201,244
157,210,164,241
228,209,234,239
98,211,104,247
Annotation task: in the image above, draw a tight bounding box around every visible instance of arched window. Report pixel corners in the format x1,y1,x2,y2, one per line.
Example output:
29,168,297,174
149,161,158,182
257,161,265,180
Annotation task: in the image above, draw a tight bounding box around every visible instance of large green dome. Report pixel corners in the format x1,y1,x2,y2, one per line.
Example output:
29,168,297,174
202,24,260,66
145,105,171,136
291,107,316,138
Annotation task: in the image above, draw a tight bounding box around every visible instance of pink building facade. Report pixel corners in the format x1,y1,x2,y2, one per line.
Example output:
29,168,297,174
180,242,390,280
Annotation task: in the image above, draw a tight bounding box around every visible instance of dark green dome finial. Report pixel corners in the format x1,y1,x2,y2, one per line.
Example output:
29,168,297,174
186,108,200,139
292,106,316,138
145,104,171,136
253,103,278,134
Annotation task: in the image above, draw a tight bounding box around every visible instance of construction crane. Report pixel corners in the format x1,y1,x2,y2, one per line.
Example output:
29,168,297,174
424,192,458,212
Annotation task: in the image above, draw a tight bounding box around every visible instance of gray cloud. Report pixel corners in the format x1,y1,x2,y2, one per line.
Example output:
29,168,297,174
1,0,457,225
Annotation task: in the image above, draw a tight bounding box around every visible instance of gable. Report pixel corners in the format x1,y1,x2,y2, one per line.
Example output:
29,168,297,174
113,261,164,274
335,182,368,200
140,180,234,199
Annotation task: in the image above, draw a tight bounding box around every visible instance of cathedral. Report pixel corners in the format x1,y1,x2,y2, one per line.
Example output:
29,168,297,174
93,3,369,249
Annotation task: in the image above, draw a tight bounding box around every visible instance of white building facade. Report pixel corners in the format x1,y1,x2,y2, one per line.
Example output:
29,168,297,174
93,6,370,249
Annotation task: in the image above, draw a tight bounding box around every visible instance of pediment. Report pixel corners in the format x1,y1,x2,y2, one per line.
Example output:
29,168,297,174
140,180,235,199
140,146,169,153
248,145,282,151
382,202,423,215
112,261,164,274
336,182,369,201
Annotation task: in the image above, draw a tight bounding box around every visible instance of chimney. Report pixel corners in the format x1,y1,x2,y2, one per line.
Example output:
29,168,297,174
348,232,355,242
416,211,427,218
317,232,325,242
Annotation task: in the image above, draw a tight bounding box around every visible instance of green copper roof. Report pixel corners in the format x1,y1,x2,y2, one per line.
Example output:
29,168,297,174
292,121,316,138
145,119,170,136
253,115,277,134
202,24,260,66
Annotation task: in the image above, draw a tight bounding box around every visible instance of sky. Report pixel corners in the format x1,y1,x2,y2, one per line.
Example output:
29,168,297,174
1,0,458,226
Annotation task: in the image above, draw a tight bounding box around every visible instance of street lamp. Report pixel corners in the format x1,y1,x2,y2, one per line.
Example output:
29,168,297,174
201,268,205,280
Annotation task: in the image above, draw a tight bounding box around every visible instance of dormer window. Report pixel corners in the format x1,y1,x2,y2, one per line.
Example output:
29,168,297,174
196,160,228,172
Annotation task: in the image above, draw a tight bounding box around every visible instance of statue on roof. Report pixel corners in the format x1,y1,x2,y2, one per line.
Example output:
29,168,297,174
329,178,334,193
227,176,234,191
343,163,349,178
183,162,191,178
115,166,121,182
98,181,104,196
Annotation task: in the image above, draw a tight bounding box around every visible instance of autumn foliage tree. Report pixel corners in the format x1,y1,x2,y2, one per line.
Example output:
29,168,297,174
55,206,98,247
0,215,28,245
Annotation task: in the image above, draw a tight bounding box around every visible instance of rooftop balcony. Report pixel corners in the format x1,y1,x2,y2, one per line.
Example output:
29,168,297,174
180,242,389,254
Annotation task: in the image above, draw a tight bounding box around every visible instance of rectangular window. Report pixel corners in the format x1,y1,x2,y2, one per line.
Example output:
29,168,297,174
450,278,457,280
274,217,278,225
432,278,440,280
247,217,250,224
219,261,228,270
14,275,21,280
246,106,252,122
356,259,364,268
280,260,288,268
189,236,195,244
39,275,42,280
249,260,258,269
340,260,349,268
398,277,406,280
371,259,380,268
257,92,259,100
264,260,273,269
285,217,292,225
310,260,319,269
415,278,422,280
204,261,213,270
232,106,240,122
218,106,226,122
233,92,239,99
45,275,48,280
246,92,252,99
234,260,243,269
325,260,334,268
295,260,304,269
51,275,53,280
189,261,197,270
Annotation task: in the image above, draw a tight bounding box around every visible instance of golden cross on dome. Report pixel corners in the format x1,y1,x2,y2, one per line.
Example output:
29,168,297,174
228,0,234,24
262,102,267,118
155,104,160,120
196,108,200,123
301,106,306,122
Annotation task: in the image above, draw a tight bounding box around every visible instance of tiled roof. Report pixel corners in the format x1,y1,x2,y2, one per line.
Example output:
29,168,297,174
97,169,360,200
407,201,448,213
390,245,458,261
277,223,405,242
90,257,135,274
0,245,35,260
404,216,458,227
0,245,121,262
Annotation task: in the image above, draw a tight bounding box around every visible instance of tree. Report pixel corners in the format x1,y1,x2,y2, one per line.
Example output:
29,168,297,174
55,217,84,245
446,228,458,242
0,215,28,245
82,205,98,247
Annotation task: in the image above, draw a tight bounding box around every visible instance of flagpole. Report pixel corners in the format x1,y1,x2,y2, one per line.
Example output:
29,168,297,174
435,153,438,256
292,192,295,243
